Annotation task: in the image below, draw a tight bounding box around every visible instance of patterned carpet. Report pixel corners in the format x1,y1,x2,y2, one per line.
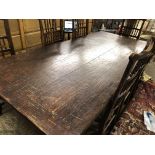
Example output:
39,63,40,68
0,103,43,135
111,81,155,135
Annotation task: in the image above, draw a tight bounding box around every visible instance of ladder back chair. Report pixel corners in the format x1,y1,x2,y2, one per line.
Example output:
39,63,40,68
119,19,146,39
103,19,123,34
39,19,63,46
72,19,89,39
101,38,155,134
91,19,104,32
0,19,15,57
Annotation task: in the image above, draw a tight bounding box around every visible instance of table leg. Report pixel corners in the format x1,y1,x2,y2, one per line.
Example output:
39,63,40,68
68,33,70,40
0,99,4,115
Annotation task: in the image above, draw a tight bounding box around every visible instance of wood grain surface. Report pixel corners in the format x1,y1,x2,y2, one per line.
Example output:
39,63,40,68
0,32,146,134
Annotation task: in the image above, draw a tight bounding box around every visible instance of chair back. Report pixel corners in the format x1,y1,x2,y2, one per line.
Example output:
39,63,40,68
39,19,63,46
119,19,146,39
102,38,155,134
72,19,89,39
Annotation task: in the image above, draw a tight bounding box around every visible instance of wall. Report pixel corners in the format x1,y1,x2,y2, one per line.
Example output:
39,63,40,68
0,19,22,51
22,19,41,48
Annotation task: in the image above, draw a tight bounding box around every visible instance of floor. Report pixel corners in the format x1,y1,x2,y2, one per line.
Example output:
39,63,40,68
0,103,43,135
145,57,155,81
0,58,155,135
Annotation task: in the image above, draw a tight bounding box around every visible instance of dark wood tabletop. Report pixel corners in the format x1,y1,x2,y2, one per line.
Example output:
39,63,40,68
0,32,146,134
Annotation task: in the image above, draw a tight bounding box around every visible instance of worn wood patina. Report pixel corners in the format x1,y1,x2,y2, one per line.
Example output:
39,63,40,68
0,32,146,134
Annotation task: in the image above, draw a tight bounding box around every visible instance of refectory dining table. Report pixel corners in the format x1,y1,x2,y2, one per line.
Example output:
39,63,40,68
0,31,146,134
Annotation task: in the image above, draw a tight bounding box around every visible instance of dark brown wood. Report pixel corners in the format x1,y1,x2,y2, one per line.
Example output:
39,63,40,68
0,32,146,134
104,19,123,34
101,38,155,134
39,19,63,46
119,19,146,39
91,19,103,32
72,19,89,39
0,19,15,57
0,104,2,115
0,98,5,115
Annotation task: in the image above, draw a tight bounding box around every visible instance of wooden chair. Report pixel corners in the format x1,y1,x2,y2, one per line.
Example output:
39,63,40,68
72,19,89,39
0,19,15,57
100,38,155,134
39,19,63,46
91,19,104,32
119,19,146,39
103,19,123,34
110,81,155,135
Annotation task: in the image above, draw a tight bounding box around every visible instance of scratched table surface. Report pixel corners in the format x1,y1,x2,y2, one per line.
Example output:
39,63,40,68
0,32,146,134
